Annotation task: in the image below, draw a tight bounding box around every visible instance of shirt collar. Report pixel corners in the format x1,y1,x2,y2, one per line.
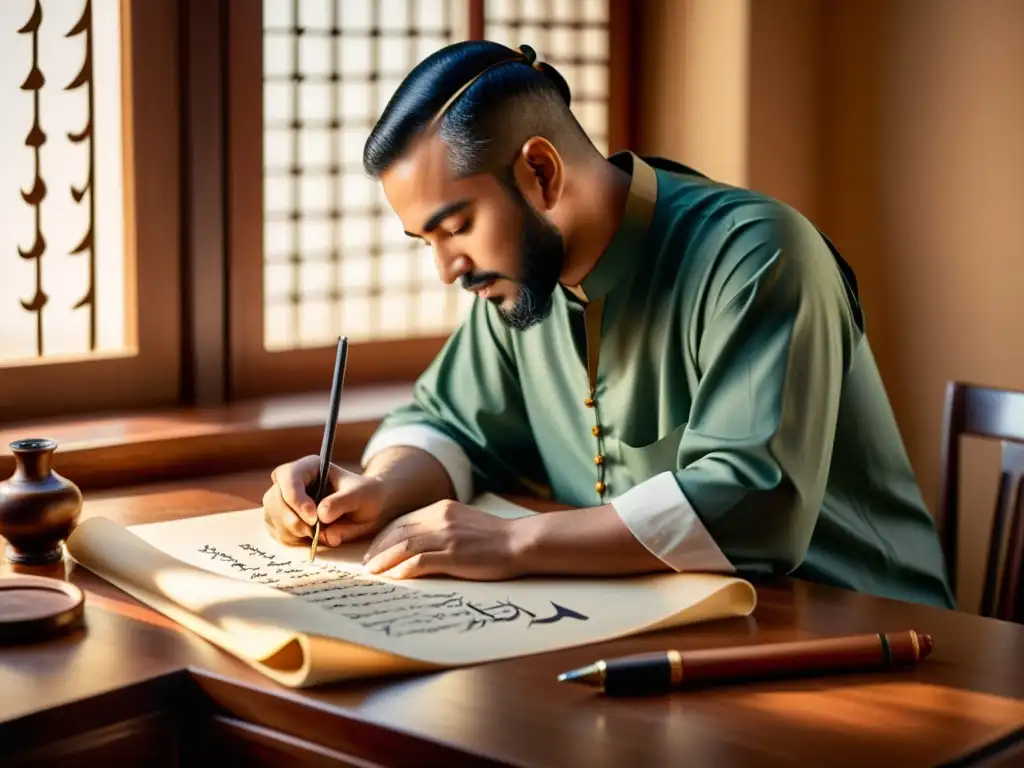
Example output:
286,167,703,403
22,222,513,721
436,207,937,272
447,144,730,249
563,151,659,304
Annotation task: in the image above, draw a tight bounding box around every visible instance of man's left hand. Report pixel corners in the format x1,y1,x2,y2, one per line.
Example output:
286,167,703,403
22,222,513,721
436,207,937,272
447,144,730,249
361,500,521,580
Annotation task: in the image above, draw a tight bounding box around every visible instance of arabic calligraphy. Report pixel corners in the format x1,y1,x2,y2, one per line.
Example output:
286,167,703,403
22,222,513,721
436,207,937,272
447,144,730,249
196,543,588,637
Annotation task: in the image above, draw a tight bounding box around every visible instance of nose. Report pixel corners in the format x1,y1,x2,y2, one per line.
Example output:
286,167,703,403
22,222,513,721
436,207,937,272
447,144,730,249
434,243,472,286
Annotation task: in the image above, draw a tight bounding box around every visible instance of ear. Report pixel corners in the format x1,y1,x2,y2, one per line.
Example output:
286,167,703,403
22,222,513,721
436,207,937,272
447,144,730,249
511,137,565,212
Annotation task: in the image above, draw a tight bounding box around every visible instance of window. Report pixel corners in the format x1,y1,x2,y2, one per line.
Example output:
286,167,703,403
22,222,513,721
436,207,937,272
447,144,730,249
1,0,125,362
227,0,629,398
2,0,632,420
0,0,181,422
261,0,471,352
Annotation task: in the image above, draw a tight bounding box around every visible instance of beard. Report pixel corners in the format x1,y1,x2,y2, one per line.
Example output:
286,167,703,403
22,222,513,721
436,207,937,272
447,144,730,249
460,180,566,331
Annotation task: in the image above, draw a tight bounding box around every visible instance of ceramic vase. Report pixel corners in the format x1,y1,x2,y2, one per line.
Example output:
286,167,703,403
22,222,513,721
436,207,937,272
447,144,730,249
0,438,82,565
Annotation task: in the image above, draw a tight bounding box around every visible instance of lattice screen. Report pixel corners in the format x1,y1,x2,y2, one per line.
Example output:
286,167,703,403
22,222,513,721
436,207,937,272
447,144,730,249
485,0,610,155
1,0,126,364
262,0,468,350
261,0,612,351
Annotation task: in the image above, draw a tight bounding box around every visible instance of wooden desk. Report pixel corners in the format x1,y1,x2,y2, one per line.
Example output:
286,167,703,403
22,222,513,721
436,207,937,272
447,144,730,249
2,470,1023,767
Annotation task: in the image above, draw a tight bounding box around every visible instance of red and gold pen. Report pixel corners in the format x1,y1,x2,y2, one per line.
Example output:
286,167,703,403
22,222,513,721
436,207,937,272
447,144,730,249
557,630,933,696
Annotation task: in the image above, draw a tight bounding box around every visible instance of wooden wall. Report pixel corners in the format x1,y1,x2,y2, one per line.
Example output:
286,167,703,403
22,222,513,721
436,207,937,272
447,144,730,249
636,0,1024,613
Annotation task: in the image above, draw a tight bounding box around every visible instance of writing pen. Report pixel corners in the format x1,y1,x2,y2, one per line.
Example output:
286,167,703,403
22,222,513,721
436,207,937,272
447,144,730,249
557,629,932,696
307,336,348,562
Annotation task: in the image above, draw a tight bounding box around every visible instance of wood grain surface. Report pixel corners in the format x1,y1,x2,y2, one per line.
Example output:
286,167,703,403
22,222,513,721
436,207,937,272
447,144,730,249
2,469,1022,767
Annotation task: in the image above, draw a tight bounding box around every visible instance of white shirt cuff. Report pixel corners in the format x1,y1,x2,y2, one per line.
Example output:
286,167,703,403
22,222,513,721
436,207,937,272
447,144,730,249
360,424,475,504
611,471,735,573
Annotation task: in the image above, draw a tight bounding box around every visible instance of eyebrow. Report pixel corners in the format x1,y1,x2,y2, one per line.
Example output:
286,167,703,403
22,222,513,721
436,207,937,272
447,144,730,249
404,199,471,238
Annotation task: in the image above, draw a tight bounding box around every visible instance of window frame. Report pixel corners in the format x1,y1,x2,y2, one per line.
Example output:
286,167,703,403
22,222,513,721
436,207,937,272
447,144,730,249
223,0,635,400
0,0,182,423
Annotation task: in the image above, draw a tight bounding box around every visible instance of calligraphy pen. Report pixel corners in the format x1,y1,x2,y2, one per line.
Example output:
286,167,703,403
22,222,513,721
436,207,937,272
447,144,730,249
307,336,348,562
557,629,932,696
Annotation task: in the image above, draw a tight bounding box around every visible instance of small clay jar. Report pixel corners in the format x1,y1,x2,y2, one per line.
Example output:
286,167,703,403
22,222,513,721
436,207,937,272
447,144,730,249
0,439,82,565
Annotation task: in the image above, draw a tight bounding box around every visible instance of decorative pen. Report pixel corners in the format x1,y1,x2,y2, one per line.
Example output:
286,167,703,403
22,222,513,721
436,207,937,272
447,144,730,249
557,629,932,696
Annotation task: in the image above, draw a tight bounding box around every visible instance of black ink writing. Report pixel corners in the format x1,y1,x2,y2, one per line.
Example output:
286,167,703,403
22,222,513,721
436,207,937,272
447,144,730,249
195,543,589,638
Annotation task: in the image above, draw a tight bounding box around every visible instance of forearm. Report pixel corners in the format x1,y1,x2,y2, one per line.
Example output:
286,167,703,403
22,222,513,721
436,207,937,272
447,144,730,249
510,504,674,576
363,445,455,522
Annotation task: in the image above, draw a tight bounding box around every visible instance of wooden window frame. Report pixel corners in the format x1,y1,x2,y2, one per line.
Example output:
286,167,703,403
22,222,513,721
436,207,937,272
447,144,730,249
224,0,636,400
0,0,182,423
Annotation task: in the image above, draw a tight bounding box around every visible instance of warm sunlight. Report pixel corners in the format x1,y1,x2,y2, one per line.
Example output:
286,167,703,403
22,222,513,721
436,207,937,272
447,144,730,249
0,0,128,364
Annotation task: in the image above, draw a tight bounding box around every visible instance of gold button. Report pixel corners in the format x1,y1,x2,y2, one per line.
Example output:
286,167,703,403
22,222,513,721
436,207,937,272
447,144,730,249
595,481,607,494
584,397,595,408
594,454,604,465
592,425,601,437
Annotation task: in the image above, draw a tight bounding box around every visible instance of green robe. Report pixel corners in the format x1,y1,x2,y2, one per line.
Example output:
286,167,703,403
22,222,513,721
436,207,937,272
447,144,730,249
362,152,955,610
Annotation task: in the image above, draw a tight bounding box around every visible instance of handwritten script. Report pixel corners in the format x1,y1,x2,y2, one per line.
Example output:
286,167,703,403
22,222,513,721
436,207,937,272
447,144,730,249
197,543,588,637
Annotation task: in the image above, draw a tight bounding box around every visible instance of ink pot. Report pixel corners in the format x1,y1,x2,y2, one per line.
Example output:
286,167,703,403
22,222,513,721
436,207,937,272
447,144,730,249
0,439,83,565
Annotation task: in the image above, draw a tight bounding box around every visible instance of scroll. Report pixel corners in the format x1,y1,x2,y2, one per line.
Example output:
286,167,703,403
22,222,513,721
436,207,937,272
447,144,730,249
66,494,757,688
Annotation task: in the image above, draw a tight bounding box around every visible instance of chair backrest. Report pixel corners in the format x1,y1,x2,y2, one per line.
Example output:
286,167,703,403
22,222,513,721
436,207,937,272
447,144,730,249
938,381,1024,622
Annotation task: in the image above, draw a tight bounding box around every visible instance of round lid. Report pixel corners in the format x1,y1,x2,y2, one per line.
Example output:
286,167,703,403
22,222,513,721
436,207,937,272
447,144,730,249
0,575,85,644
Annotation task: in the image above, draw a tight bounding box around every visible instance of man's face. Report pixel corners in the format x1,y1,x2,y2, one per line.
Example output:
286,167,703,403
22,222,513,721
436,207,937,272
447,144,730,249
379,134,565,330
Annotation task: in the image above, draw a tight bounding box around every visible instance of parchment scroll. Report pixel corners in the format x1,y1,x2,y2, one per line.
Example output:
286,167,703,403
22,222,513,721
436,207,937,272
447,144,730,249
66,494,756,687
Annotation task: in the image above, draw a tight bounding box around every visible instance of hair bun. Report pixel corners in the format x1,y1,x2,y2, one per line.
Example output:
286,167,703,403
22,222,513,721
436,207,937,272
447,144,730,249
515,44,571,106
517,44,538,65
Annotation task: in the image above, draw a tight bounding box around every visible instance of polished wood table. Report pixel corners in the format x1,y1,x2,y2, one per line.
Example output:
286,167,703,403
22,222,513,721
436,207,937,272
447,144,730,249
2,470,1023,767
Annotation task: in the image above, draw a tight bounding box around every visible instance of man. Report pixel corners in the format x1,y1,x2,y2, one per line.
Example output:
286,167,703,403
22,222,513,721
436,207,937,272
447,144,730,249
263,41,955,610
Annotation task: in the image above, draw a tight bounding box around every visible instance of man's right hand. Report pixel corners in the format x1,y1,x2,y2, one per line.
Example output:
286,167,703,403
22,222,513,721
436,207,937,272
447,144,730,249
262,455,389,548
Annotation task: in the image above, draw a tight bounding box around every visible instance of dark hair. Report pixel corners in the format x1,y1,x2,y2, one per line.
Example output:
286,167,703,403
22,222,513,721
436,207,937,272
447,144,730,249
362,41,591,179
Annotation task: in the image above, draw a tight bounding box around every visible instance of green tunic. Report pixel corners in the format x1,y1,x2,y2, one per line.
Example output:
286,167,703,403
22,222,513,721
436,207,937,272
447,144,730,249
363,152,955,610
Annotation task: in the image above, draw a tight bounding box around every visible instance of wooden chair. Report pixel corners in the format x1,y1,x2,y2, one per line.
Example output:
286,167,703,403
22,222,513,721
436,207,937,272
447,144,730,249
938,381,1024,622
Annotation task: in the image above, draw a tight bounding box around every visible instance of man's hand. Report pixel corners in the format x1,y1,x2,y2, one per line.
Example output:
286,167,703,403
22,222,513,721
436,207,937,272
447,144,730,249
361,500,520,580
263,455,389,547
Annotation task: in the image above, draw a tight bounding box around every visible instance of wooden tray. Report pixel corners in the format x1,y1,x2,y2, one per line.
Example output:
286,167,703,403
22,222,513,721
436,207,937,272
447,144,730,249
0,574,85,644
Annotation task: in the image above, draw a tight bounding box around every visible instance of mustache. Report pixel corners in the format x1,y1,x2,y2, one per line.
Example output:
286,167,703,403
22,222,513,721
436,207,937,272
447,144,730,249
460,271,506,290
